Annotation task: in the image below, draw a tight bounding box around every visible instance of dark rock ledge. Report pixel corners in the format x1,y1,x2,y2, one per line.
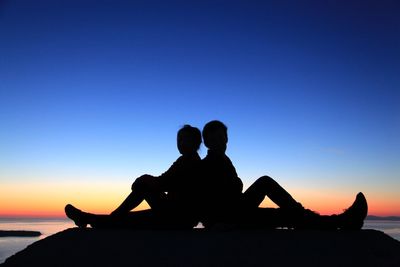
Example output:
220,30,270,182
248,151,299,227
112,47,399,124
2,228,400,267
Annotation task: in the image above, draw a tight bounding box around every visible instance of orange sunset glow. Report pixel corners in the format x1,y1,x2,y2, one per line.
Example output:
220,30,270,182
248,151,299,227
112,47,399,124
1,181,399,218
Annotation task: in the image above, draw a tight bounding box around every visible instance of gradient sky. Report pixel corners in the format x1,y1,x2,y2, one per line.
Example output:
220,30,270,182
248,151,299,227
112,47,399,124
1,0,399,217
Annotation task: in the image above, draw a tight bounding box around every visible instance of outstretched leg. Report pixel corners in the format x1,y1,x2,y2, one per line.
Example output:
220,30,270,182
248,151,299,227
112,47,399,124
241,176,368,230
66,205,161,229
241,192,368,230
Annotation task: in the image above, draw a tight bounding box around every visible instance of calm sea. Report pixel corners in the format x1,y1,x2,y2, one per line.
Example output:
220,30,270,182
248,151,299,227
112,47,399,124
0,218,399,264
0,218,74,264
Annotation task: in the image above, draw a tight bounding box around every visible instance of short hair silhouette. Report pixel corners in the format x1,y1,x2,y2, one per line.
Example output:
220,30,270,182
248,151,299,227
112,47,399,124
202,120,228,144
178,124,202,151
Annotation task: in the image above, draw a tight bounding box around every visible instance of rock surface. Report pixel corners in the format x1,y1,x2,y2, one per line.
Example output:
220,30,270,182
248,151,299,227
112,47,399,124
2,228,400,266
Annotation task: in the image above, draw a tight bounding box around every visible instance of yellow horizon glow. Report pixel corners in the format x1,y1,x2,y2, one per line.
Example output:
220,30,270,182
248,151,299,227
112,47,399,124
0,180,150,218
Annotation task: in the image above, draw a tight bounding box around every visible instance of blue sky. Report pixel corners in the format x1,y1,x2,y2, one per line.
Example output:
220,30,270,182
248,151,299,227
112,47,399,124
0,0,399,215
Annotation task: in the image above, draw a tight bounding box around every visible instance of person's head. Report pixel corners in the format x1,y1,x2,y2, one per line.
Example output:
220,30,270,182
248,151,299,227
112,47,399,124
202,120,228,153
177,125,202,155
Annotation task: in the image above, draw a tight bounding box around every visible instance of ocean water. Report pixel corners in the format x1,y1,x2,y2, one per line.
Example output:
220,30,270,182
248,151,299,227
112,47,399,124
0,218,74,264
363,220,400,241
0,218,399,264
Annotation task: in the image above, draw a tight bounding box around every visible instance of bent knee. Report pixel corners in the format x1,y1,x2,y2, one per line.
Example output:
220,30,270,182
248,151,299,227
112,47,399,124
256,175,277,186
132,177,147,190
133,175,156,191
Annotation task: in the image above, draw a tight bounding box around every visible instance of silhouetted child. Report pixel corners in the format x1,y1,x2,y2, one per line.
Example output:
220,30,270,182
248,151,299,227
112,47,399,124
199,120,368,230
65,125,202,229
199,120,243,227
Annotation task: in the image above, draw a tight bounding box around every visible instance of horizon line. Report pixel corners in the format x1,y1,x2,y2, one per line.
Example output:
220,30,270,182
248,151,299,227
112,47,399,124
1,215,400,220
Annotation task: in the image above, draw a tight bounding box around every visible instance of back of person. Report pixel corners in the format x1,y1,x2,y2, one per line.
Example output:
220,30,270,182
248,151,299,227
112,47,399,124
161,153,202,218
198,121,243,227
155,125,203,227
200,152,242,227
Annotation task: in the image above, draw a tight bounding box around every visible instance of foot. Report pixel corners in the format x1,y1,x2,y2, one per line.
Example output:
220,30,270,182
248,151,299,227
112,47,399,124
65,204,88,228
338,192,368,230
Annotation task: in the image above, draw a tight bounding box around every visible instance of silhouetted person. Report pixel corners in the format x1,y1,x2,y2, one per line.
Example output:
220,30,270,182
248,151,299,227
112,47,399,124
198,120,243,228
65,125,202,229
199,120,368,230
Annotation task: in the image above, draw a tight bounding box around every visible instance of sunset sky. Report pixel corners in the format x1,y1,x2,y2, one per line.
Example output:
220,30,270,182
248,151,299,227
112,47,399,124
1,0,399,218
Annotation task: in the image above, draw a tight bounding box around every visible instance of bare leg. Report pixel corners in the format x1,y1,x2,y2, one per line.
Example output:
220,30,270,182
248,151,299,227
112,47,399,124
111,177,167,216
236,208,285,229
239,192,368,230
90,210,166,229
242,176,303,210
66,205,162,229
65,205,194,229
238,207,337,230
292,193,368,230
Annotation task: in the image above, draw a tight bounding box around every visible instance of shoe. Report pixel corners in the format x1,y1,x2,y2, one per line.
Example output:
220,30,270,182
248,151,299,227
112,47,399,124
65,204,88,228
338,192,368,230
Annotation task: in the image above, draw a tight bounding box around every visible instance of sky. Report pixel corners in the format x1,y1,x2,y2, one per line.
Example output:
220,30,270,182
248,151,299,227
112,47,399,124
0,0,399,217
